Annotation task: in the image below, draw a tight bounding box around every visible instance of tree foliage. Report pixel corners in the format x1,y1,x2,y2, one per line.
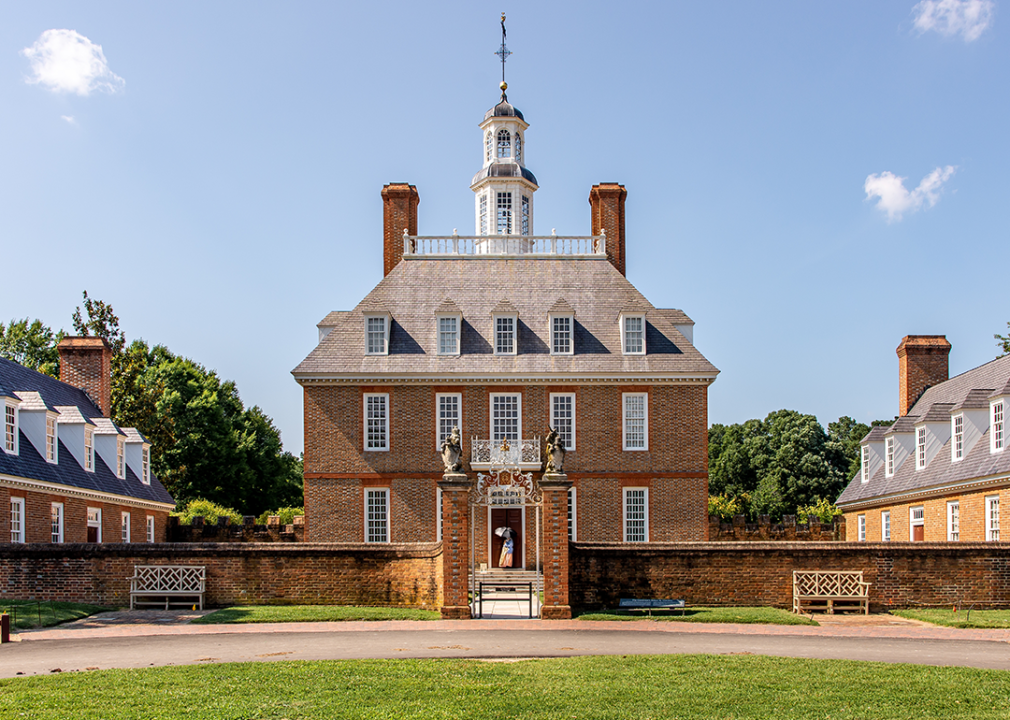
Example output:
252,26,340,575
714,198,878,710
997,321,1010,358
0,319,64,377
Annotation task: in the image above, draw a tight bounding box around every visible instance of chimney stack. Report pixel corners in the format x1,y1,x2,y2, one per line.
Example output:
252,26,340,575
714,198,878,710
381,183,419,276
896,335,951,416
589,183,627,276
57,336,113,418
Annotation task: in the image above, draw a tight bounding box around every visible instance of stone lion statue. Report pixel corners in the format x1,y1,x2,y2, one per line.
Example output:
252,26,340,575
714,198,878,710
545,426,566,474
440,425,463,473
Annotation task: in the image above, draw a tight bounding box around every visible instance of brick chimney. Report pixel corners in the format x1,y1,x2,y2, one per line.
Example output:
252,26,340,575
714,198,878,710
589,183,627,276
381,183,419,276
896,335,951,417
57,336,113,417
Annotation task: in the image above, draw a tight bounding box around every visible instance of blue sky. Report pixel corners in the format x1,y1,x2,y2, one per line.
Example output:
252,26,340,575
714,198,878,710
2,1,1007,455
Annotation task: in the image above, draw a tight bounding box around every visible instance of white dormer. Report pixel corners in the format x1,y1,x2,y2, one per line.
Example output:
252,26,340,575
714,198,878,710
123,427,151,484
619,312,646,355
950,389,992,462
435,299,461,356
859,427,887,483
92,418,126,479
13,391,58,464
992,395,1006,454
2,392,19,455
883,416,917,476
55,405,96,472
914,403,954,471
491,300,518,356
363,312,391,356
549,299,575,357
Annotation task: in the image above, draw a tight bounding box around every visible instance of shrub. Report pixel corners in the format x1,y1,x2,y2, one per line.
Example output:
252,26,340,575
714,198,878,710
256,506,304,525
796,498,842,524
171,498,243,525
708,493,749,521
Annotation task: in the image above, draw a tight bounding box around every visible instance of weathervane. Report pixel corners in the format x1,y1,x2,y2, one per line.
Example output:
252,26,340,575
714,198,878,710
494,12,511,96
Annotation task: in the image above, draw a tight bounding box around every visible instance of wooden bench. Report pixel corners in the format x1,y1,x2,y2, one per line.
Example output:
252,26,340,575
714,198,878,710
619,598,686,617
792,570,870,615
129,565,206,610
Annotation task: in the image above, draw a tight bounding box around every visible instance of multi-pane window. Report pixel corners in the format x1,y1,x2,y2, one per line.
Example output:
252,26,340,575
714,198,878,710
857,514,866,542
521,195,529,236
881,511,891,542
116,438,125,478
146,515,155,543
84,427,93,471
121,512,131,543
568,486,577,541
623,316,644,355
485,130,492,163
438,316,459,355
552,315,572,355
495,316,515,355
515,132,522,163
479,193,488,235
885,437,894,476
551,393,575,451
491,394,520,442
87,507,102,543
496,192,512,234
861,446,869,482
623,393,648,451
916,427,926,469
366,316,387,355
10,497,25,543
910,506,924,541
4,404,16,453
496,129,511,158
51,503,63,543
623,488,648,542
986,495,1000,541
366,489,389,543
947,501,960,541
436,393,461,449
953,415,964,461
142,446,150,484
994,401,1005,452
364,394,389,451
45,415,56,462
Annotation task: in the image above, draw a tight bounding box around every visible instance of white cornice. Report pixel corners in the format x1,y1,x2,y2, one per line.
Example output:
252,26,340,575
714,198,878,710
837,471,1010,512
294,373,718,386
0,473,175,512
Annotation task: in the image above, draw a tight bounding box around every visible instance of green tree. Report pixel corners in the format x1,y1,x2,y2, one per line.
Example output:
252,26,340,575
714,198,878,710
0,318,64,377
997,321,1010,358
826,416,871,480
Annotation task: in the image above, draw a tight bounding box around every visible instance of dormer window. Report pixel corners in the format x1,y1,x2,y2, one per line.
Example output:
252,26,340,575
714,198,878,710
916,427,926,470
4,403,18,454
861,446,869,482
142,446,150,484
438,315,460,355
993,400,1005,453
45,414,57,463
953,414,964,461
84,427,94,472
551,315,573,355
885,436,894,477
116,437,125,478
365,315,389,356
497,129,511,158
621,314,646,355
495,315,516,355
515,132,522,163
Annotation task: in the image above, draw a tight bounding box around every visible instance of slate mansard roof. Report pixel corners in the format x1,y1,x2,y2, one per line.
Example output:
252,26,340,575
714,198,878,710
0,357,174,507
837,353,1010,508
293,256,718,383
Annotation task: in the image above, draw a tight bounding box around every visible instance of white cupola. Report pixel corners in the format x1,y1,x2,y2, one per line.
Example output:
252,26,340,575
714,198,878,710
471,82,539,240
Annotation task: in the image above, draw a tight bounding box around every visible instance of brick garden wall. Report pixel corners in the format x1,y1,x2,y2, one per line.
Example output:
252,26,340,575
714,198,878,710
0,543,442,608
709,515,844,541
570,542,1010,611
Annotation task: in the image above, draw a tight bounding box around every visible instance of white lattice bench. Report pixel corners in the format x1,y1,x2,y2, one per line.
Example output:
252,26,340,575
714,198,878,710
129,565,206,610
793,570,870,615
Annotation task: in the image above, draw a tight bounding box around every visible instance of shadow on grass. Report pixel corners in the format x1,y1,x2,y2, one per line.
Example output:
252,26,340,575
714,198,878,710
0,600,109,630
574,606,818,626
192,605,441,624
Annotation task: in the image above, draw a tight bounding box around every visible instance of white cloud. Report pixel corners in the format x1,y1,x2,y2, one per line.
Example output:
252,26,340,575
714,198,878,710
61,115,77,125
21,29,125,96
864,166,956,222
912,0,995,42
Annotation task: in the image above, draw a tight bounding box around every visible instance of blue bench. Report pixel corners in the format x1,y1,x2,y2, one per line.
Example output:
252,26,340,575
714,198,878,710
619,598,686,617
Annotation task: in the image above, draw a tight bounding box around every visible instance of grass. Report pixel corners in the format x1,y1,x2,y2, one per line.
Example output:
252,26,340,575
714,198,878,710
192,605,441,623
891,608,1010,629
575,605,818,625
0,600,108,630
1,655,1008,719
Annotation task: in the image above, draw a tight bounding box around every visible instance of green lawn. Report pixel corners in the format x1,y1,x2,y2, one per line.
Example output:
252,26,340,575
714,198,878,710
192,605,441,623
576,606,818,625
2,656,1008,719
891,608,1010,629
0,600,108,630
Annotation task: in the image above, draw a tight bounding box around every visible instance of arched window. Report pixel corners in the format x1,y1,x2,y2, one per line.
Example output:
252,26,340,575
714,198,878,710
497,129,511,159
485,131,493,163
515,133,522,163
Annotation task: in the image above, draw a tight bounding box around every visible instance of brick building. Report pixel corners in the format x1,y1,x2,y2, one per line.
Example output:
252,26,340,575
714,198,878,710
293,83,717,617
1,338,174,545
838,335,1009,542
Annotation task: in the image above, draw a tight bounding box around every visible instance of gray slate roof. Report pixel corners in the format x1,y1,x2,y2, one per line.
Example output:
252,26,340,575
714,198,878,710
293,257,718,380
838,354,1010,507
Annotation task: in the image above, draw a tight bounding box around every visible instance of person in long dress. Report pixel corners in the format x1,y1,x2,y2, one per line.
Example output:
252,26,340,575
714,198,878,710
499,534,514,568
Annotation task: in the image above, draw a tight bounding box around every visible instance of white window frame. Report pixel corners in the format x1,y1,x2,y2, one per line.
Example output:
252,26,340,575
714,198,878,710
986,495,1000,541
909,506,924,541
364,315,390,356
916,427,926,470
51,502,63,543
620,314,646,355
622,392,648,451
4,402,18,455
521,194,530,236
116,437,125,479
10,497,25,544
881,510,890,542
490,393,521,442
993,401,1005,453
363,393,389,452
121,511,131,543
146,515,155,543
87,507,102,543
885,436,895,477
142,446,150,484
435,393,461,451
550,393,576,451
857,514,866,542
479,192,488,235
84,426,94,472
365,488,390,543
861,446,869,482
623,487,648,542
952,414,964,461
568,486,577,542
437,314,460,356
947,501,960,541
494,314,516,356
496,191,513,235
45,413,57,463
550,314,573,356
496,128,511,159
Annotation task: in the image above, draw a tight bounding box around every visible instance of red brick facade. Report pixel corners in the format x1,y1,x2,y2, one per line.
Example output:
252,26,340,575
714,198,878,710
57,337,113,418
844,486,1007,543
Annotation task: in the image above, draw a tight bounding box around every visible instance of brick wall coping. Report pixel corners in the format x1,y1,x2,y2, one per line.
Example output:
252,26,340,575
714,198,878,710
0,542,442,559
573,541,1010,553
